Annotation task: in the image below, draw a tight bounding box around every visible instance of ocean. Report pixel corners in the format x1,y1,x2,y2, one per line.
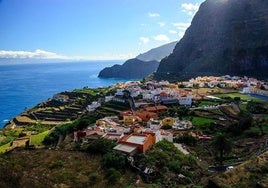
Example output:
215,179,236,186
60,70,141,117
0,61,129,128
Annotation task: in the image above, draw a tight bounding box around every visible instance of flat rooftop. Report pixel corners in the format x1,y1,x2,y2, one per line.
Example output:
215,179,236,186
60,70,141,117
113,143,137,154
127,135,146,145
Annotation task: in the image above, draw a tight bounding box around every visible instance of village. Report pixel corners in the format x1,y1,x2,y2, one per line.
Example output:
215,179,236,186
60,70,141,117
1,75,268,187
71,75,268,157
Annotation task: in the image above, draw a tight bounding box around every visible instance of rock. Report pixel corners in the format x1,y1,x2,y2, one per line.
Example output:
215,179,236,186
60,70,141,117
155,0,268,81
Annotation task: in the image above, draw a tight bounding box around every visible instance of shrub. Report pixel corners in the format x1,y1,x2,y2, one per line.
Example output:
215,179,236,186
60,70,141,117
243,130,260,138
86,139,116,154
102,151,125,170
88,172,101,184
174,134,197,146
106,168,121,184
49,160,64,169
168,161,181,173
18,132,27,137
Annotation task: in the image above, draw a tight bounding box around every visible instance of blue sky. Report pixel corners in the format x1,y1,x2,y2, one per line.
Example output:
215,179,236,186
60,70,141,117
0,0,204,60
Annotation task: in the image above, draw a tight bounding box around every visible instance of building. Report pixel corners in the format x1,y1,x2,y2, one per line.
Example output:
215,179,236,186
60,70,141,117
178,95,193,106
114,133,155,155
161,98,179,105
144,105,168,113
123,115,142,125
172,119,192,130
147,118,161,130
86,101,101,112
102,132,124,141
161,117,175,126
52,94,69,103
135,110,158,122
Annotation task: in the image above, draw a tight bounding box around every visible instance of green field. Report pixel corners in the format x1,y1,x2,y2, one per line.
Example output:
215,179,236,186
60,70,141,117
250,126,268,135
191,117,215,127
213,93,267,103
184,116,215,130
30,130,50,145
199,100,219,106
0,143,10,153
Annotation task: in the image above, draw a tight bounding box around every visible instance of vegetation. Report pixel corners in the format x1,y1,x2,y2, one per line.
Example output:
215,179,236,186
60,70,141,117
0,143,10,153
246,101,267,114
102,151,125,170
43,113,98,146
190,117,215,129
213,93,268,104
174,133,197,146
0,149,137,187
86,139,116,154
137,140,199,186
211,134,232,166
0,81,267,187
30,130,50,145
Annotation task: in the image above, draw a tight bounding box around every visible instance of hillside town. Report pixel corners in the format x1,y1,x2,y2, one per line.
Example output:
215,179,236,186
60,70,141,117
70,75,268,157
1,75,268,187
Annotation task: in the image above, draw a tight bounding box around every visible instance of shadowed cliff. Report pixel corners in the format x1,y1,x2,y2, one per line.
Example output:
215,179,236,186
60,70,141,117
155,0,268,81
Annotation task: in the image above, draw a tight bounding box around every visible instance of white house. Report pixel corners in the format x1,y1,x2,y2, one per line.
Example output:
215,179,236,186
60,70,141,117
147,118,161,130
172,118,192,130
178,95,193,106
105,96,114,102
86,101,101,112
242,87,250,94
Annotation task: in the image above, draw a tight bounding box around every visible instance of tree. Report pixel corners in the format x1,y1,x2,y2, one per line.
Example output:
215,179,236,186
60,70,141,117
86,139,116,154
102,151,125,169
212,134,232,166
254,117,266,135
246,101,267,114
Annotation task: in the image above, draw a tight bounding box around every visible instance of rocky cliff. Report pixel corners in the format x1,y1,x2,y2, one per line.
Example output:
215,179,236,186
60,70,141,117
136,41,177,62
98,41,177,79
98,58,159,79
155,0,268,81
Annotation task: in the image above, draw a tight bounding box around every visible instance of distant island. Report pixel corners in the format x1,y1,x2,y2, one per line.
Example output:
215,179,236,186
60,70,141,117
98,41,177,79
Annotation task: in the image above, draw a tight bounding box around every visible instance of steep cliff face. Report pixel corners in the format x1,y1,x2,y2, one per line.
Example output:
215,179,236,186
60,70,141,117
136,41,177,62
98,58,159,79
98,41,177,79
156,0,268,80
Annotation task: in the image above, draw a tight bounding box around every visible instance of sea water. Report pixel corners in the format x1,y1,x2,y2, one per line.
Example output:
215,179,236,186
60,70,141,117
0,61,128,128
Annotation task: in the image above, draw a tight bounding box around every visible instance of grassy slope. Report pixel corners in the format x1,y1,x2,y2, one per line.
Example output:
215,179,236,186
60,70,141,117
0,143,10,153
213,93,268,104
207,151,268,188
0,149,137,188
30,130,50,145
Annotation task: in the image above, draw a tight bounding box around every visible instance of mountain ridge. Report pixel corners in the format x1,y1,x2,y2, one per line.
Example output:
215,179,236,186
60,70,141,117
98,41,177,79
155,0,268,81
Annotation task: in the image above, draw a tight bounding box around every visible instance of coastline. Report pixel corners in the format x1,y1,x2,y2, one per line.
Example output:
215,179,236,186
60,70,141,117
0,61,127,128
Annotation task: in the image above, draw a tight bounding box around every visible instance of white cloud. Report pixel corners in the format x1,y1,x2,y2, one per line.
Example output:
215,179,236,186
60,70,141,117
172,22,191,31
178,31,186,39
88,53,134,60
0,49,135,61
169,30,177,34
0,49,70,59
158,22,166,27
139,37,150,44
171,22,191,39
148,12,160,17
181,3,200,16
153,34,170,42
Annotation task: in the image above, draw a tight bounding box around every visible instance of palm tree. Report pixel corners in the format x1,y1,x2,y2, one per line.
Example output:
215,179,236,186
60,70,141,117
212,133,232,166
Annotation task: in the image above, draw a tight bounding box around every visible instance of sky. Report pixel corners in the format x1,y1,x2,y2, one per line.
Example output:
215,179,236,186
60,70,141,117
0,0,204,61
